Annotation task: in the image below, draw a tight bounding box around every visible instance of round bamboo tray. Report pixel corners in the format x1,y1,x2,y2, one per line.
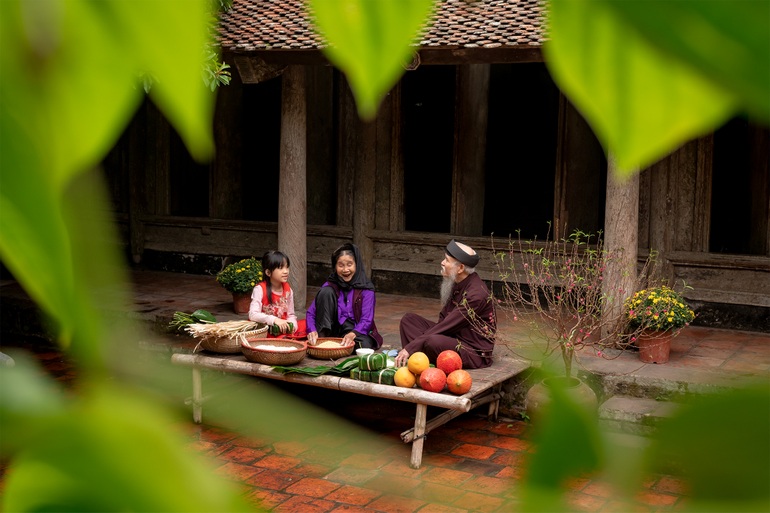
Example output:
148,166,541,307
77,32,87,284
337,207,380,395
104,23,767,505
241,338,307,365
198,325,269,354
306,338,355,359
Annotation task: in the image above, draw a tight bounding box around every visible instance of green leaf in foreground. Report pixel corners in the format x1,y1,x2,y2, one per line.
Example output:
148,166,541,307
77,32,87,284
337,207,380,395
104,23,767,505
521,384,603,512
2,379,250,513
544,0,738,175
648,385,770,512
0,0,215,359
601,0,770,123
309,0,435,120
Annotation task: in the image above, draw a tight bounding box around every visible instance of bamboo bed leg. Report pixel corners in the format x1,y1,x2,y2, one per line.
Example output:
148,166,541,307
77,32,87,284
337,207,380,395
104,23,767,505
192,367,202,424
410,403,428,469
488,385,501,420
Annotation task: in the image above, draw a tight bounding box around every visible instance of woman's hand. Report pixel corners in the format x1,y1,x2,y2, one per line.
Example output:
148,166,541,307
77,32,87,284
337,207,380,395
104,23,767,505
307,331,319,345
342,332,356,346
395,349,410,367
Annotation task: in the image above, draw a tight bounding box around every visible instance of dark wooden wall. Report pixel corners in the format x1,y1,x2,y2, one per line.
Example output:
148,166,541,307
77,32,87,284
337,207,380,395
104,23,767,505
102,58,770,325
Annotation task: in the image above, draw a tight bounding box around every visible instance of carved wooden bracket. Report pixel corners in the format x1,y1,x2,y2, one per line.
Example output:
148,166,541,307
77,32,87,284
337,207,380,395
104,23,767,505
232,55,286,84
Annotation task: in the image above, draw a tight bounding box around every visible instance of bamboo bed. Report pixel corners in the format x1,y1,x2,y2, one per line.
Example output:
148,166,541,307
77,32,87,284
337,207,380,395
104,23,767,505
171,352,529,468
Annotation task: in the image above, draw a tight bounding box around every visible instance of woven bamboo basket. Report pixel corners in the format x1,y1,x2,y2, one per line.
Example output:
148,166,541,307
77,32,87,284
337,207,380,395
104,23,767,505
198,325,269,354
241,338,307,365
306,338,355,360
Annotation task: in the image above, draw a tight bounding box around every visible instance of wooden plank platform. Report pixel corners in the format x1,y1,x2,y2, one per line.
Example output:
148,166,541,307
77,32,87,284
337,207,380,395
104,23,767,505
171,352,529,468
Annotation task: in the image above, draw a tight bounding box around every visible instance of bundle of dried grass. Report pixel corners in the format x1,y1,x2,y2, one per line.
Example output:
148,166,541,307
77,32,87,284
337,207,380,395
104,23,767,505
185,320,264,339
186,320,267,354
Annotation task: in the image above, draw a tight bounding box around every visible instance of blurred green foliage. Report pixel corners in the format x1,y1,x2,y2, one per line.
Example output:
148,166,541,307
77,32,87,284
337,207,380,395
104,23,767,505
544,0,768,173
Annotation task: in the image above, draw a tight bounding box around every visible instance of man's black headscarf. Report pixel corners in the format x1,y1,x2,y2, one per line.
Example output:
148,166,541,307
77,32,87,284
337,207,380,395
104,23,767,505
327,243,375,291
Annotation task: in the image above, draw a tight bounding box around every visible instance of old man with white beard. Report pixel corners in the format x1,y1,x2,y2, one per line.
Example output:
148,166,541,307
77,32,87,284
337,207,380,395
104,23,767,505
395,240,496,369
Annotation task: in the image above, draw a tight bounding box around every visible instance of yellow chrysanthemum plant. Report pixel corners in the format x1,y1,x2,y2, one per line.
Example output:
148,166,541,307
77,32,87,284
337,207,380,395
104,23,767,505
623,285,695,333
216,257,263,294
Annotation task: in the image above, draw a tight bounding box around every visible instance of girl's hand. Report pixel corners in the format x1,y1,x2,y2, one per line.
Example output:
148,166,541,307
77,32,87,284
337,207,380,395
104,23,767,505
274,319,289,333
307,331,318,345
342,332,356,346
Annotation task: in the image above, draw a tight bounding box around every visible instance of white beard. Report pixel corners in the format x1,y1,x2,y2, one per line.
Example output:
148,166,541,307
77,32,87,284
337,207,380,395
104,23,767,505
440,268,458,307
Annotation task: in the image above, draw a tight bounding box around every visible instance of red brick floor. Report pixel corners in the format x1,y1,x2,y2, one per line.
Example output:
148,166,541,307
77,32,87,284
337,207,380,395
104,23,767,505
3,343,692,513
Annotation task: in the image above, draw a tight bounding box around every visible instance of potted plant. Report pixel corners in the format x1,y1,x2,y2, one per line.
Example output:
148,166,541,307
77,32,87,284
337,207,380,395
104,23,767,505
216,257,263,314
623,285,695,363
479,226,651,419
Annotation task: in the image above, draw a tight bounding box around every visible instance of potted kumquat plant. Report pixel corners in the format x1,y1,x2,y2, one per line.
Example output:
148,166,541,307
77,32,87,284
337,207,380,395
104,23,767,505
216,257,263,314
624,285,695,363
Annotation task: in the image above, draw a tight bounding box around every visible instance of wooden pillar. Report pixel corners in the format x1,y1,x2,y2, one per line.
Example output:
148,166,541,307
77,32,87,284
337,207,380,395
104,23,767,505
336,78,357,228
354,118,377,275
146,102,171,216
748,124,770,255
210,67,243,219
602,153,639,338
306,66,335,225
553,95,607,239
278,66,307,310
374,88,394,231
127,102,147,264
389,84,405,232
451,64,490,236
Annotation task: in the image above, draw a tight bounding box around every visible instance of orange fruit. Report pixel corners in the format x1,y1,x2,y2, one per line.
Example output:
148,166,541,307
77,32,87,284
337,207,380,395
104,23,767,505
436,350,463,375
446,369,473,395
394,367,416,388
407,351,430,375
419,367,447,393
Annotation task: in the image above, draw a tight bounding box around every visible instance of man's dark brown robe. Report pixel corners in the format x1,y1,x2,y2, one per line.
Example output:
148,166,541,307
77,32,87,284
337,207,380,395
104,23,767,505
399,272,496,369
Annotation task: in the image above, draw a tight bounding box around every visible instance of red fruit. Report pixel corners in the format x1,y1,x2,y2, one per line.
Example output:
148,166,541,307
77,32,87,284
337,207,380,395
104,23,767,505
419,367,447,393
436,350,463,375
446,369,473,395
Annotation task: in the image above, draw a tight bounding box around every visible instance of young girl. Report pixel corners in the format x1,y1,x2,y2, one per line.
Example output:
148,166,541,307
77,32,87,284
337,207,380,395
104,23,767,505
306,243,383,349
248,250,306,338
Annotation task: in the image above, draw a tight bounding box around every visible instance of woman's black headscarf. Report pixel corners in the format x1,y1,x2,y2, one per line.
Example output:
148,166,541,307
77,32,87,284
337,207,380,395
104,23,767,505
327,243,375,291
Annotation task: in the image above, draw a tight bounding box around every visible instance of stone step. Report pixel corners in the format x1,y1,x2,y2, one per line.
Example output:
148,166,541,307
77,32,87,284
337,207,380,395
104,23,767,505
598,395,682,436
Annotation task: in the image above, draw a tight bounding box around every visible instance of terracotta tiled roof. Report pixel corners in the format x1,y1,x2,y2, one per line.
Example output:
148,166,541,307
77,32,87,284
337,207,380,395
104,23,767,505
218,0,545,52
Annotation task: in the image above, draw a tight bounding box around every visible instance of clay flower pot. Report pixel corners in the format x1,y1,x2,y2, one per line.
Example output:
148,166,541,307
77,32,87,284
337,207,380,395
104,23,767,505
636,330,672,364
232,292,251,314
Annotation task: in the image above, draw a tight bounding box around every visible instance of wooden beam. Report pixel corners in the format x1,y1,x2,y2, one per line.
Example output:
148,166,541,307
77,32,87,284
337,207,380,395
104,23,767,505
278,66,308,310
451,64,490,236
693,134,713,252
354,118,376,274
224,46,544,67
748,124,770,255
127,102,147,263
146,102,170,215
418,46,544,65
336,77,356,228
209,68,243,219
375,88,394,231
389,83,405,232
306,66,335,225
